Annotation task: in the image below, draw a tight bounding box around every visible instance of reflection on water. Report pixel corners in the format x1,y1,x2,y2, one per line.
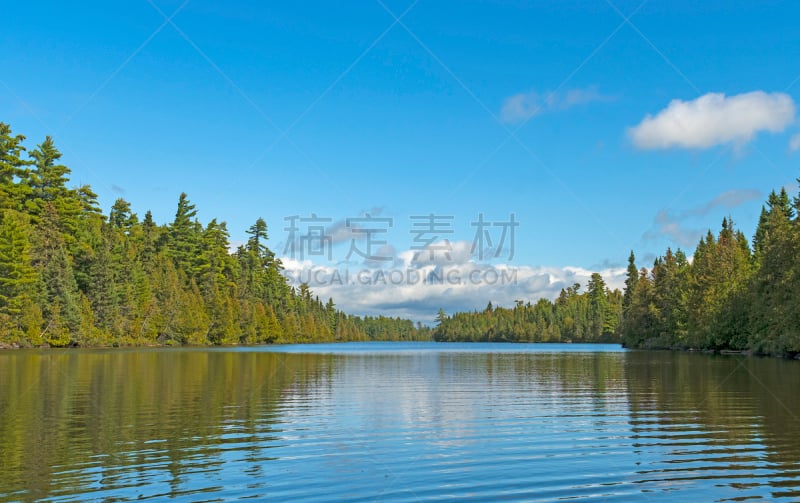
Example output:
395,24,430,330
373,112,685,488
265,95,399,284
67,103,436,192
0,343,799,501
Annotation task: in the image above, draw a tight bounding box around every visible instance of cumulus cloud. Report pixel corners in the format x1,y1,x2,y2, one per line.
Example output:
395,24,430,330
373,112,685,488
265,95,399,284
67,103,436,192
500,86,614,124
405,240,473,267
790,133,800,152
644,188,763,247
629,91,795,150
280,246,627,323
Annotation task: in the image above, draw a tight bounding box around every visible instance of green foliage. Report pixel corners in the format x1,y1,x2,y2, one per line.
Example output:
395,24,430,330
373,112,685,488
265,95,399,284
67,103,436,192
0,210,38,318
622,251,638,311
436,181,800,357
0,123,32,212
432,279,623,343
0,121,430,348
621,185,800,357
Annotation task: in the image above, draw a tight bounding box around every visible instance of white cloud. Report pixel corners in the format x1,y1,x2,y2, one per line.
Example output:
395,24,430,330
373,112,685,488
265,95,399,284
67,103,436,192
790,133,800,152
403,240,473,267
629,91,795,150
500,86,613,124
281,241,627,323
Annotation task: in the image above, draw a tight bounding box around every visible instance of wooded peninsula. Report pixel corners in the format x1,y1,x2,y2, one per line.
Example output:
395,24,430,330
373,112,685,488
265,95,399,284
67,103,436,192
0,122,428,347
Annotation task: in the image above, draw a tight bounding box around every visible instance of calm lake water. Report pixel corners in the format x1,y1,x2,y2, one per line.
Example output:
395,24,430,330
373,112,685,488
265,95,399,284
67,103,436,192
1,342,800,501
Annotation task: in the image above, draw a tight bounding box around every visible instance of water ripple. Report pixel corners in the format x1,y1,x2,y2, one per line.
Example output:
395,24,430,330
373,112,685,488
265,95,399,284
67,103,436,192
2,344,800,501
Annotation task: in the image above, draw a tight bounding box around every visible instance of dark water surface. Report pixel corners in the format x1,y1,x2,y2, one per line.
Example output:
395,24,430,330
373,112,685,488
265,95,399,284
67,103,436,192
1,342,799,501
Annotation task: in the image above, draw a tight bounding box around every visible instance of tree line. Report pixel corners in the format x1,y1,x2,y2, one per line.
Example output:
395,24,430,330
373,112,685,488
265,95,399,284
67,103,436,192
432,273,623,343
0,121,429,347
620,186,800,357
434,183,800,357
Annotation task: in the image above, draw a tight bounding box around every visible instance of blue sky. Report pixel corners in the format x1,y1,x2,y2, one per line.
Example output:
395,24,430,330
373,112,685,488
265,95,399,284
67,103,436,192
3,1,800,320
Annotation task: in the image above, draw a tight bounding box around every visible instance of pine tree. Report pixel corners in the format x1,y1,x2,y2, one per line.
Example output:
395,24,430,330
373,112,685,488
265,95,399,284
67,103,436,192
749,190,796,354
32,205,81,345
245,217,273,263
587,273,608,341
0,210,38,318
109,198,138,232
169,192,199,272
27,137,70,202
622,251,638,311
0,122,32,212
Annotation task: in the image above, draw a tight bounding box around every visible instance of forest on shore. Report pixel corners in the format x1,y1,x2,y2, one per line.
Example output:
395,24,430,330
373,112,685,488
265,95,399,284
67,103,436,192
433,185,800,357
0,122,429,347
3,120,798,356
432,274,622,344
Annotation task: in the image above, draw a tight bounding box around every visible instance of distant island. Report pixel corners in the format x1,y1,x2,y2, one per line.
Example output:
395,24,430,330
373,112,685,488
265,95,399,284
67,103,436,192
1,120,798,357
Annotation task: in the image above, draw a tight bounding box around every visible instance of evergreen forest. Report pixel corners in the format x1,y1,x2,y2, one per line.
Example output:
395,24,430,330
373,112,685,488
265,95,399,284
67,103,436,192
0,122,428,347
434,186,800,357
3,120,799,357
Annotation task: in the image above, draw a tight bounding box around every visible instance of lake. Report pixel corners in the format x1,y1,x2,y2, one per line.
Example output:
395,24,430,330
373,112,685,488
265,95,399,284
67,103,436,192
1,342,799,501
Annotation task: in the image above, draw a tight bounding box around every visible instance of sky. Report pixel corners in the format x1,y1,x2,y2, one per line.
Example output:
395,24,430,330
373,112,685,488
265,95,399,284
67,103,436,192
2,0,800,322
